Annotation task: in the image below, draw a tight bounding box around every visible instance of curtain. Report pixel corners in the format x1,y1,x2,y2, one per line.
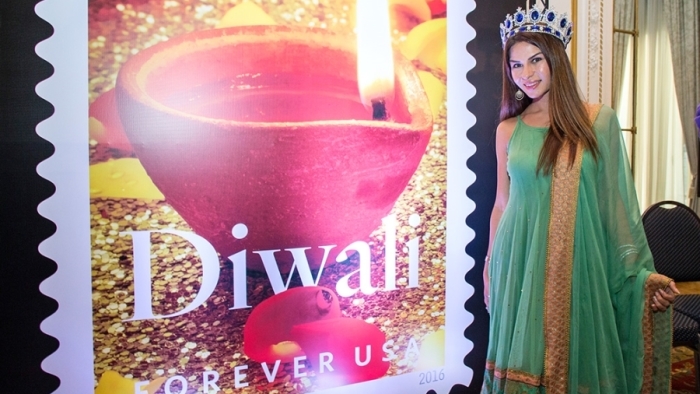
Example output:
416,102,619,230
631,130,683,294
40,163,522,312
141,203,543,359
662,0,700,213
614,0,688,211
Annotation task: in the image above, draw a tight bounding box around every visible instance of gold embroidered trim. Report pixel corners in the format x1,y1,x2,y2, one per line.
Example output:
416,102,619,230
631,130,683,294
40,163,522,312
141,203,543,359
642,279,653,394
502,369,542,386
542,140,582,391
641,273,671,394
485,362,542,387
542,104,602,390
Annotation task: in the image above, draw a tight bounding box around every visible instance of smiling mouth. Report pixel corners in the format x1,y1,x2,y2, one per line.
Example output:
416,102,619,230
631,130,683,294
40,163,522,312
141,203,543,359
523,81,539,90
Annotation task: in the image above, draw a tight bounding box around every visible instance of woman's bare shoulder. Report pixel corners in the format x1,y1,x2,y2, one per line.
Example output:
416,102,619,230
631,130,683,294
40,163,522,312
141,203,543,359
496,117,518,143
497,117,518,131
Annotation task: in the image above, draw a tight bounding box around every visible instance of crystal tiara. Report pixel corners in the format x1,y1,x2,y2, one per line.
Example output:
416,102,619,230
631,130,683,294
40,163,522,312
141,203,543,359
500,5,573,48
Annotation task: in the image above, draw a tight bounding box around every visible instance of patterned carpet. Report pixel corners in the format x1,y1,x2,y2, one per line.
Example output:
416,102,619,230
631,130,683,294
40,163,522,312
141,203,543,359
670,283,700,393
672,346,696,393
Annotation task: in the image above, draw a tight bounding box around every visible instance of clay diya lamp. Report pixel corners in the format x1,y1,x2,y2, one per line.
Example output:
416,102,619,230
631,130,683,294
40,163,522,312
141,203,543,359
115,25,432,272
242,286,341,363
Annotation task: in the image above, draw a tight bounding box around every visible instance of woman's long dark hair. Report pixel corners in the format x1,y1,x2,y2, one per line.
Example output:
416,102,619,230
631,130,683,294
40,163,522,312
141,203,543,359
500,32,598,174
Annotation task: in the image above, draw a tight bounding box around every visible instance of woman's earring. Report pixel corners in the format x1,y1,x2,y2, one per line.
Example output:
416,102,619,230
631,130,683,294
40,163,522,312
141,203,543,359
515,89,525,101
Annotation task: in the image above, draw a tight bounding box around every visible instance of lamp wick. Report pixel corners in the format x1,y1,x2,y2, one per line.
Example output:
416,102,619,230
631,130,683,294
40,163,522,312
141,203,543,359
371,99,388,120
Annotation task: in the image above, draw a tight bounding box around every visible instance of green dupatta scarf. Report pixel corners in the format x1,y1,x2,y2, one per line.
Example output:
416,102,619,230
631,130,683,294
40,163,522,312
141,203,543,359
541,104,672,393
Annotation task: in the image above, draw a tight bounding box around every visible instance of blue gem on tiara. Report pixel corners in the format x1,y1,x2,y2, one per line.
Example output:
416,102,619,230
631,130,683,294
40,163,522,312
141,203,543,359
499,5,573,48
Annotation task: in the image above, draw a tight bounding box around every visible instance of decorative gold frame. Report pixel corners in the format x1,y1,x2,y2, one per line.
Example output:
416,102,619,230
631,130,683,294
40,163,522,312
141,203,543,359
571,0,577,74
612,0,639,174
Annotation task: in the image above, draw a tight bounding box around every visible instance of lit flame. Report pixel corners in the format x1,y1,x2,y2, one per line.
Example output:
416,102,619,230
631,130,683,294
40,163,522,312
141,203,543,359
356,0,395,109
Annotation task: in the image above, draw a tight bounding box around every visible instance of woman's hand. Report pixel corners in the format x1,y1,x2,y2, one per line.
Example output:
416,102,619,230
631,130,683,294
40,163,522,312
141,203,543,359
651,281,680,313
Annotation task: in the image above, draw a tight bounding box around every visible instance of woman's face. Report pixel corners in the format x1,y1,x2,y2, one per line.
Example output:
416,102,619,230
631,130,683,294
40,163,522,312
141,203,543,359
508,41,551,101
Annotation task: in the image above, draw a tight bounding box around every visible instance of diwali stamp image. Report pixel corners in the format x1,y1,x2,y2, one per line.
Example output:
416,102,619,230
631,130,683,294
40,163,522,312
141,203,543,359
36,0,477,393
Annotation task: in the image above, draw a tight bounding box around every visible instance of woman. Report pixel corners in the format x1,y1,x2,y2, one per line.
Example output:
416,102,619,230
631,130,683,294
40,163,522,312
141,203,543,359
482,6,678,393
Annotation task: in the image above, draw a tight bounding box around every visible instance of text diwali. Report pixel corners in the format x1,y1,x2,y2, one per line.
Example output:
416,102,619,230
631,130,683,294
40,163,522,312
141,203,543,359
120,213,423,321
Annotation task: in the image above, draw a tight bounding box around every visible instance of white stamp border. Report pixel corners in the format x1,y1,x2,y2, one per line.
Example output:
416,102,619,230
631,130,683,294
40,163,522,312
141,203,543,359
34,0,478,392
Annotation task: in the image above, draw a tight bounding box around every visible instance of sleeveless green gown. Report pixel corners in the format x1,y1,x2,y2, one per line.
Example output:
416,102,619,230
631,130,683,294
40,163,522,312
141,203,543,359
482,106,671,393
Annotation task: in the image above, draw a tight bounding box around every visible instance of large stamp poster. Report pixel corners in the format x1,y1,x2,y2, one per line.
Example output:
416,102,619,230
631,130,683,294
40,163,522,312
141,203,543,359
37,0,477,393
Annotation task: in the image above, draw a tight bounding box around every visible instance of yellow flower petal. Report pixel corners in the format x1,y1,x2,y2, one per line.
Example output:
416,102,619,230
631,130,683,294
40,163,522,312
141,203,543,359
432,45,447,74
95,371,135,394
144,377,167,394
89,117,106,142
90,158,165,200
414,329,445,371
417,71,446,119
216,1,276,29
400,17,446,72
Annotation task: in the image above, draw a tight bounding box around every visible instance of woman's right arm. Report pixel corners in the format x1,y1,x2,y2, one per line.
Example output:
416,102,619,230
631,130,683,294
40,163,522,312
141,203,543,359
484,118,515,312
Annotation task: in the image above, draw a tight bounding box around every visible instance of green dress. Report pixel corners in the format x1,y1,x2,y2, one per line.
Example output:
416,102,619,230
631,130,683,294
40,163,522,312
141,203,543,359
482,106,671,393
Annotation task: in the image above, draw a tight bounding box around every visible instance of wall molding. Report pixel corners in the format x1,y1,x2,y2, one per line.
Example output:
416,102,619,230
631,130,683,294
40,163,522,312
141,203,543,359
575,0,613,105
